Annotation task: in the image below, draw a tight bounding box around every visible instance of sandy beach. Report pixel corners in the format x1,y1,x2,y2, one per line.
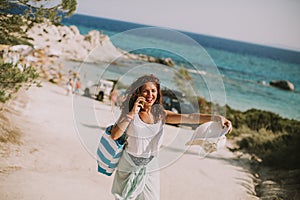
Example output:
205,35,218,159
0,80,259,200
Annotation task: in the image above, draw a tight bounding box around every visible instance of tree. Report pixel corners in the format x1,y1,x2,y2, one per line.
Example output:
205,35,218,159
0,62,41,103
0,0,77,103
0,0,32,46
0,0,77,45
1,0,77,24
19,0,77,24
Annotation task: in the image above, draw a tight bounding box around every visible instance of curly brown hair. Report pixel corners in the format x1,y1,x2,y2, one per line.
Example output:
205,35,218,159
120,74,166,123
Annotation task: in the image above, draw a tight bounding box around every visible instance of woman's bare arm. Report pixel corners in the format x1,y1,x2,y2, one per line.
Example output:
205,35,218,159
110,96,145,140
165,110,232,132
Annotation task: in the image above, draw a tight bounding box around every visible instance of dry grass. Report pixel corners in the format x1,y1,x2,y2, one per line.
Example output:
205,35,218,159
0,88,28,145
0,109,21,144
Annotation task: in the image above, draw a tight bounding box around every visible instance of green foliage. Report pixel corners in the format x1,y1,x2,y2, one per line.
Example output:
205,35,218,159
0,62,41,103
0,0,77,103
19,0,77,24
225,107,300,135
0,0,10,10
61,0,77,16
0,0,77,46
173,66,194,98
224,106,300,170
195,97,300,170
194,96,212,114
0,13,33,46
237,127,300,170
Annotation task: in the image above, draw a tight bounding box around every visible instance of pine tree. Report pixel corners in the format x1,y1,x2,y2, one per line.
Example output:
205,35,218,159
19,0,77,24
0,62,41,103
0,0,77,103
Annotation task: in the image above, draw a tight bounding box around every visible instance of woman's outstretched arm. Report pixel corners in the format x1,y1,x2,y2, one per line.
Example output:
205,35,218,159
165,110,232,132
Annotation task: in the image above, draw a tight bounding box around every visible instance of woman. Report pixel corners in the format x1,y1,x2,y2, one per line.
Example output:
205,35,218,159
110,74,232,200
66,78,73,95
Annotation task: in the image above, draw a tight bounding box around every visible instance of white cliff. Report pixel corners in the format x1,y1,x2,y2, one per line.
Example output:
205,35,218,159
26,22,123,63
26,21,174,66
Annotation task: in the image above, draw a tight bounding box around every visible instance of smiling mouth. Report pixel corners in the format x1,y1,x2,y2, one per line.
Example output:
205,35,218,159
146,98,153,103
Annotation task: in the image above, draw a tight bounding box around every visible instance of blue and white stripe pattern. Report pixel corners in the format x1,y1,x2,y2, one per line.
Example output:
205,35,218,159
97,125,126,176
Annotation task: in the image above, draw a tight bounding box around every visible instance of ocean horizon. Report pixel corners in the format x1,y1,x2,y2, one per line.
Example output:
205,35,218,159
63,14,300,64
60,13,300,120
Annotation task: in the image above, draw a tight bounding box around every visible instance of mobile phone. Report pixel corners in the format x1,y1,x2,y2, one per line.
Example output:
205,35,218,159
139,100,145,107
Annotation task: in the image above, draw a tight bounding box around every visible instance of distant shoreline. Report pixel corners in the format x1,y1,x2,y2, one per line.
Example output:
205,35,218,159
63,59,300,121
63,13,300,64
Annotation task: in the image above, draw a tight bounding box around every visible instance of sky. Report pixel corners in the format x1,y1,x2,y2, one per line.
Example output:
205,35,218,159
75,0,300,51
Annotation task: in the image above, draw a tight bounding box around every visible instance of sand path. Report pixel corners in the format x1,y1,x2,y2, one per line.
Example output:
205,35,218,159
0,81,259,200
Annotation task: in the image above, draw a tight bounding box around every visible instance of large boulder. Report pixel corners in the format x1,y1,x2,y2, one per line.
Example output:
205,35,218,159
270,80,294,91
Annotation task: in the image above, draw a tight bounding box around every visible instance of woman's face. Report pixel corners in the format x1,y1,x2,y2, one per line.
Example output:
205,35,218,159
140,82,158,106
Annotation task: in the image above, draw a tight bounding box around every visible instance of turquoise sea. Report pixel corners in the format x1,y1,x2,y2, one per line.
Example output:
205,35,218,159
62,14,300,120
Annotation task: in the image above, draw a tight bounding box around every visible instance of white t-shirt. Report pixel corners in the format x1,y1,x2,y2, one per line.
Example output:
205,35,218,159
126,114,164,158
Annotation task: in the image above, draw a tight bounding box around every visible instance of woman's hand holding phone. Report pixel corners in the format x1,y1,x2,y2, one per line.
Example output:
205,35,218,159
130,96,145,115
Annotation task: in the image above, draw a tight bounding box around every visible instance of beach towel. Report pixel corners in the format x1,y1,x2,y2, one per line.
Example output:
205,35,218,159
96,125,127,176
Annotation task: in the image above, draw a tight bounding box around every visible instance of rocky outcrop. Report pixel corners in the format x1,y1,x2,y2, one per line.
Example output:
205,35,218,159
270,80,294,91
1,21,176,88
123,52,174,67
1,44,66,85
26,22,122,63
26,21,175,66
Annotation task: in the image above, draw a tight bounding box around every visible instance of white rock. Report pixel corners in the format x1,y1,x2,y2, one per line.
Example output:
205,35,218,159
26,22,124,63
69,25,80,36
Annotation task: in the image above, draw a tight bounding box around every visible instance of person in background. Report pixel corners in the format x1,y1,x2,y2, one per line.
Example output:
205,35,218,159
74,78,81,95
66,78,73,96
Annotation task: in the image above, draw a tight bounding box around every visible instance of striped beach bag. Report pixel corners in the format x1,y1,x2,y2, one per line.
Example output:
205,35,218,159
96,125,127,176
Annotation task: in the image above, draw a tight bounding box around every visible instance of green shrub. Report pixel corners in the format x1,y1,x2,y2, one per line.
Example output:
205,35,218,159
195,98,300,170
0,62,41,103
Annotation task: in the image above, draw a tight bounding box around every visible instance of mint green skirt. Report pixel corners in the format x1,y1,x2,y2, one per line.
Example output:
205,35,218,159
111,151,160,200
